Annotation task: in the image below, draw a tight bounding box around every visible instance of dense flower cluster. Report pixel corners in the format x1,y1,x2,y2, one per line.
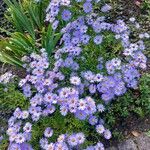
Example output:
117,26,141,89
7,48,110,149
5,0,149,149
0,72,15,84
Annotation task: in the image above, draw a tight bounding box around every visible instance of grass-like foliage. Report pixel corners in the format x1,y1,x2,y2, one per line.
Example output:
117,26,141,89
0,0,61,66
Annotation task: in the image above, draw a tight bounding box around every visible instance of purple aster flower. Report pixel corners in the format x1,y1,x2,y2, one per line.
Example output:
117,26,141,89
8,116,16,127
97,104,105,112
106,61,115,74
101,4,112,12
89,84,96,94
23,122,32,133
42,109,49,117
8,143,21,150
57,134,66,143
15,133,25,144
95,142,105,150
73,30,83,38
47,105,56,114
71,37,80,45
96,124,105,134
83,2,93,13
94,35,103,45
62,10,72,21
89,115,98,125
64,57,74,67
52,20,59,30
76,132,85,144
40,138,48,149
62,33,71,41
81,34,90,44
22,110,29,119
71,62,80,70
13,108,22,119
44,127,53,138
101,91,115,103
55,142,69,150
95,73,104,82
75,110,87,120
68,134,78,147
46,143,55,150
97,64,104,70
44,92,54,103
80,25,88,33
70,76,81,85
78,99,87,110
104,129,112,139
23,90,32,98
99,118,105,125
23,133,31,141
127,79,138,89
32,114,40,122
114,83,126,96
60,105,68,116
106,76,116,88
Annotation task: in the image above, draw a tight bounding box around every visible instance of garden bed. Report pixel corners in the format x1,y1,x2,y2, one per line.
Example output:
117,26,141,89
0,0,150,150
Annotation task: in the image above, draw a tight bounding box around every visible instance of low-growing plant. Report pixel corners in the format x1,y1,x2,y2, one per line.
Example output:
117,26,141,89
104,73,150,128
0,83,29,112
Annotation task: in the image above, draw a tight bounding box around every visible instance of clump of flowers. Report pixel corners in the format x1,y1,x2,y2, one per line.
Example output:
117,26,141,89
0,72,15,84
4,0,149,149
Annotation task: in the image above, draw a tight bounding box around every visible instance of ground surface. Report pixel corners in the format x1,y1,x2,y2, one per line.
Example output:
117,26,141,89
107,133,150,150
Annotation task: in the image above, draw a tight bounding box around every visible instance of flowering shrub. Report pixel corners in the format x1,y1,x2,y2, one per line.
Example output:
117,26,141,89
0,0,149,150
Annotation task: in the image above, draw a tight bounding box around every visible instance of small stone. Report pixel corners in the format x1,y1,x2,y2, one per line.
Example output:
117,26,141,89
131,131,140,137
135,135,150,150
117,139,138,150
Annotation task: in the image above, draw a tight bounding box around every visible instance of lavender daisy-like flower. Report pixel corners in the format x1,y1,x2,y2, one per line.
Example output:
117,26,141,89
13,108,22,119
89,84,96,94
22,110,29,119
70,76,81,85
83,2,93,13
62,9,72,21
76,132,85,144
15,133,25,144
40,138,48,149
89,115,98,125
95,142,105,150
94,35,103,45
78,99,87,110
60,105,68,116
57,134,66,143
68,134,78,147
101,4,112,12
75,110,87,120
44,127,53,138
8,143,21,150
104,129,112,140
55,142,69,150
23,122,32,133
81,34,90,44
97,104,105,112
45,143,54,150
96,124,105,134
